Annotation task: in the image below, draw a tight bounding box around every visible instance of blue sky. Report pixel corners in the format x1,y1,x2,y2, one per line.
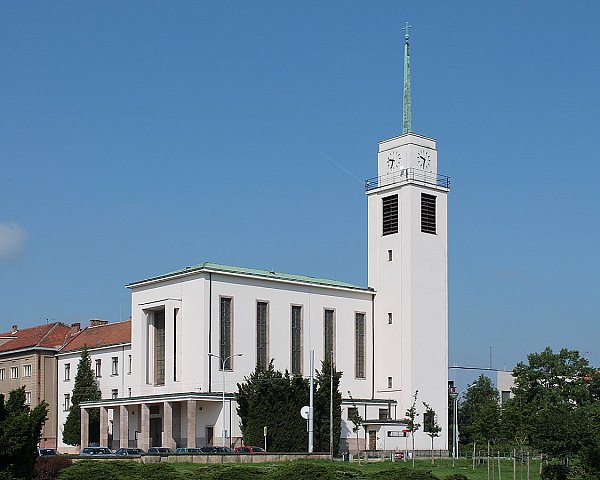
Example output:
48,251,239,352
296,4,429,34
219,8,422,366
1,2,599,370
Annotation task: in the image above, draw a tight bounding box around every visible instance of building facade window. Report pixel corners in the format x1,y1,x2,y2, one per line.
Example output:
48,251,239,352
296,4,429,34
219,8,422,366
64,394,70,411
387,376,393,388
291,305,303,375
95,359,102,378
220,297,233,370
421,193,437,234
112,389,118,399
111,357,119,376
382,194,399,236
256,301,269,371
128,388,132,397
10,367,18,379
348,407,358,419
154,310,166,385
379,408,389,420
0,368,4,381
23,364,32,377
25,391,32,405
128,355,132,375
324,309,335,361
354,313,366,379
64,363,71,381
388,312,393,324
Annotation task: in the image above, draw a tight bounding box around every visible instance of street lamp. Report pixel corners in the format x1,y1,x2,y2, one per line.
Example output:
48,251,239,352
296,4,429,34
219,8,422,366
209,352,243,447
448,387,458,466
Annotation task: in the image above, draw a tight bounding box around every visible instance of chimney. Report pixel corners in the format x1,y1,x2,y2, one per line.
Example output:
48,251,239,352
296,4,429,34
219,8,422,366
11,325,17,334
89,319,109,327
70,323,81,334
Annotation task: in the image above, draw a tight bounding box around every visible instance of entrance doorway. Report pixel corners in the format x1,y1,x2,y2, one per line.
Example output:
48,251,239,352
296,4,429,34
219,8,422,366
368,430,377,450
150,418,162,447
206,426,214,446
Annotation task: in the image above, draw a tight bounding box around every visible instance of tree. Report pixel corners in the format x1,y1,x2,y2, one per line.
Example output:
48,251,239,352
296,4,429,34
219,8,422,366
347,392,363,459
458,375,501,448
313,355,342,455
507,347,600,461
0,386,48,480
403,390,420,467
63,346,102,446
423,401,441,464
236,360,309,452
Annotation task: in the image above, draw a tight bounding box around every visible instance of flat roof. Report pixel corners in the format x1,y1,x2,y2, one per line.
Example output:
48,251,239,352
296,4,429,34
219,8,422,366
127,262,373,293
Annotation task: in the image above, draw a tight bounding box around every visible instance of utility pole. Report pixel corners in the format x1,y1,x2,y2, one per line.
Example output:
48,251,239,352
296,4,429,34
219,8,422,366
309,350,314,453
330,351,334,460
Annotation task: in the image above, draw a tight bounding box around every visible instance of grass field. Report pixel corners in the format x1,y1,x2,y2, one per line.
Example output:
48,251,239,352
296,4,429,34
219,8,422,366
167,458,543,480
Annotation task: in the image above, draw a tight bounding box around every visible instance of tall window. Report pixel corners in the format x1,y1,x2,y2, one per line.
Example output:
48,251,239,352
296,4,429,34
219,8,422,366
64,394,70,411
0,368,4,381
291,305,303,374
128,355,132,375
220,297,233,370
111,357,119,376
355,313,366,379
154,310,165,385
382,194,399,236
64,363,71,381
324,309,335,361
10,366,18,379
25,391,32,405
23,364,32,377
421,193,436,234
256,302,269,371
95,359,102,377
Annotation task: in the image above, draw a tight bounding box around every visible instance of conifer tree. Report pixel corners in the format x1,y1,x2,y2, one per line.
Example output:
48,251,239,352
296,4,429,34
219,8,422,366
62,346,102,446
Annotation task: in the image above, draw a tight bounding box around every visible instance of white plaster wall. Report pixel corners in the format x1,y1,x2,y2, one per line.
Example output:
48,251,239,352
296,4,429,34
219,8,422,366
56,343,132,453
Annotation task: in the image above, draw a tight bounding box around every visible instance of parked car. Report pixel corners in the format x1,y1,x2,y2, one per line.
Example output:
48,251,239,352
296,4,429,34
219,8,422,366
115,448,145,456
38,448,59,456
213,447,233,453
174,447,202,454
80,447,114,456
147,447,172,453
234,446,266,454
199,446,217,453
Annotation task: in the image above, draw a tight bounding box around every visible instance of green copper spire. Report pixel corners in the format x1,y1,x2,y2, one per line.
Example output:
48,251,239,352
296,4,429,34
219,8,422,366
403,22,412,134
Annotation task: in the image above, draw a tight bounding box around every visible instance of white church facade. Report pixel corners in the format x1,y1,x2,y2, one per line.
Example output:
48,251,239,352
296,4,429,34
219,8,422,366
80,32,450,453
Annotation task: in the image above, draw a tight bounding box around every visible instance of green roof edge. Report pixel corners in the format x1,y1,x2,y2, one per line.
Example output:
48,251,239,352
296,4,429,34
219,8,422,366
127,262,372,292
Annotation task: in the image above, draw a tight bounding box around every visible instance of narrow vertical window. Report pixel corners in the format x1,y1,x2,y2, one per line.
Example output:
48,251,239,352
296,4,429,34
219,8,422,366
111,357,119,376
64,363,71,381
64,394,70,411
291,305,303,374
220,297,233,370
25,391,32,405
173,308,179,381
154,310,165,385
388,249,393,261
324,309,335,361
128,387,132,397
421,193,436,234
355,313,366,379
0,368,5,381
95,359,102,378
388,313,393,324
256,301,269,370
382,194,399,236
388,376,393,388
128,355,132,375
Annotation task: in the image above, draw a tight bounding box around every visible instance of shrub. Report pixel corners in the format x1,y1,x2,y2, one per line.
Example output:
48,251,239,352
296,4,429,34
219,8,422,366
444,475,469,480
541,463,569,480
367,467,438,480
33,456,72,480
138,462,182,480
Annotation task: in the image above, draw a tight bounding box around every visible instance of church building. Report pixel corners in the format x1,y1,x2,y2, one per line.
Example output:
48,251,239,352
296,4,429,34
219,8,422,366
79,28,449,453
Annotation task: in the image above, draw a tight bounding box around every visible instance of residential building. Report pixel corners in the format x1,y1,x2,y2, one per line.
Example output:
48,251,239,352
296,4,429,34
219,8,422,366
448,366,515,405
0,322,79,448
57,319,131,453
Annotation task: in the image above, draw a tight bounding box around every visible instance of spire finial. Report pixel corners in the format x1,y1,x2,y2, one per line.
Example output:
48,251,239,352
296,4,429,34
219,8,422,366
402,22,412,134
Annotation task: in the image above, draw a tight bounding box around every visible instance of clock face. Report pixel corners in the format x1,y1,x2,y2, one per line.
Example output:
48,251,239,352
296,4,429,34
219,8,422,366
386,150,403,172
416,149,431,171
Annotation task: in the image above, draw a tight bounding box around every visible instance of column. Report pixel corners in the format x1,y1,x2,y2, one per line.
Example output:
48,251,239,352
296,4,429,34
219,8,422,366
80,407,89,450
186,400,197,448
119,405,129,449
139,403,150,450
99,407,109,447
162,401,176,449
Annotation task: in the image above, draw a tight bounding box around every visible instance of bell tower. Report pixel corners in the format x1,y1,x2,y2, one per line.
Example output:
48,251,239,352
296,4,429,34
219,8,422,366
366,24,449,449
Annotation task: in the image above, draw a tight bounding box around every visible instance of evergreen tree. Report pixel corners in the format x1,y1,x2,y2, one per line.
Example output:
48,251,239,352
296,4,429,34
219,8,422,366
0,386,48,480
236,360,309,452
63,346,102,446
313,355,342,455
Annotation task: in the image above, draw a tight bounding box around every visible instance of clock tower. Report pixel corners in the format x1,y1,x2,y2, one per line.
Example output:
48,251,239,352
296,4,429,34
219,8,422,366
366,25,449,450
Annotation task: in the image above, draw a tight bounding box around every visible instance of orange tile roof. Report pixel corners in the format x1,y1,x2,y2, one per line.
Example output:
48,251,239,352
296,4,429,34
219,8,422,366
60,320,131,353
0,323,76,353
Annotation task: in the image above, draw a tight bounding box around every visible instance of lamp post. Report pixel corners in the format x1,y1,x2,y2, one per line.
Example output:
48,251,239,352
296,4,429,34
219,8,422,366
449,387,458,466
209,352,243,447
